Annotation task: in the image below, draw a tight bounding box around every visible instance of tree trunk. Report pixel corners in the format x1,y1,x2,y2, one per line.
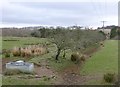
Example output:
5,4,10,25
55,48,61,60
63,49,66,58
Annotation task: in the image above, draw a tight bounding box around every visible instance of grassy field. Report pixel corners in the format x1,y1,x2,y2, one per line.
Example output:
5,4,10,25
2,75,54,85
1,37,74,85
80,40,118,85
2,37,49,49
1,37,118,85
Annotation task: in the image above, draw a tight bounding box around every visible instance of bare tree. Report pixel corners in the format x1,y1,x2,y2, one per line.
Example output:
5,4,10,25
52,29,73,60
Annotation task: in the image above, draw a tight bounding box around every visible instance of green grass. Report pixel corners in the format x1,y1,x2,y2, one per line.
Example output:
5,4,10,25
2,37,74,72
2,75,54,85
80,40,118,85
1,37,118,85
2,37,49,49
29,44,74,72
0,74,2,86
81,40,118,75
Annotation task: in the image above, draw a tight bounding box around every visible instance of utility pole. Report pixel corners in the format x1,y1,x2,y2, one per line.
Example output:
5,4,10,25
101,21,107,28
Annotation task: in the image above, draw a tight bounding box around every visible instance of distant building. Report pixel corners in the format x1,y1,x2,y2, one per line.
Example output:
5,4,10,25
6,60,34,73
98,28,111,35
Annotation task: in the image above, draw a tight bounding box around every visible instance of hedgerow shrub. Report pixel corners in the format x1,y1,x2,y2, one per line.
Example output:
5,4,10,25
71,53,80,62
80,55,86,61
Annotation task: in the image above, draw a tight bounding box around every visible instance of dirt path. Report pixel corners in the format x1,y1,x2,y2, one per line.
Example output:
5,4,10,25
34,60,56,77
58,46,102,85
58,60,103,85
59,62,85,85
60,64,81,85
34,60,63,84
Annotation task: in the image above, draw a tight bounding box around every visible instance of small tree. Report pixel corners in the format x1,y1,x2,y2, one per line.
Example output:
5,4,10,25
52,29,73,60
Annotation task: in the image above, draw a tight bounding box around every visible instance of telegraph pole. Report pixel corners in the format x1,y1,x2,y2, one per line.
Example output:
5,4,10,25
101,21,107,28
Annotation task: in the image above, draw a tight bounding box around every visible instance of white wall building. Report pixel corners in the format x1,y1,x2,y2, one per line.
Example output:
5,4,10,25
97,28,111,39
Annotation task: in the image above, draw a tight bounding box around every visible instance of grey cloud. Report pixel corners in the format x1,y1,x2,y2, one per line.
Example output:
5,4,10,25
1,1,118,27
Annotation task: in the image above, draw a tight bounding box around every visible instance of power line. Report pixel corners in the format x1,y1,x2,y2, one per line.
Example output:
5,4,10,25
101,21,107,28
90,0,104,28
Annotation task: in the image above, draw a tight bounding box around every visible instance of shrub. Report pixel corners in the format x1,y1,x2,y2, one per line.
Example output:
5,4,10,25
104,73,115,83
71,53,80,62
80,55,86,61
100,42,104,46
12,51,21,57
11,45,48,57
43,76,50,81
12,47,21,57
3,50,11,58
24,49,32,57
5,53,10,58
99,31,106,36
21,51,25,57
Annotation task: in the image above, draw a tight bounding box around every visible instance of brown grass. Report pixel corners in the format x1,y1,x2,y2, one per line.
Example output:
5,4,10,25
11,45,48,57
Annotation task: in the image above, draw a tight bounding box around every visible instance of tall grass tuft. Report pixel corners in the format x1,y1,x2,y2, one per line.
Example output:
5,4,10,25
11,45,48,57
104,73,116,83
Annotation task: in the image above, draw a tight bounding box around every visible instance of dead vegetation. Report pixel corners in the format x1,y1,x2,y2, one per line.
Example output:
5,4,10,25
11,45,48,57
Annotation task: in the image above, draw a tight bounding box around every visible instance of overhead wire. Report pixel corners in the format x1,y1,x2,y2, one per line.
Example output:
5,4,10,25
90,0,103,28
91,0,110,28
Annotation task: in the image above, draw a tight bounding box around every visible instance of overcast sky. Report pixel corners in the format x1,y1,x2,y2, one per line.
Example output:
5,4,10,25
0,0,119,28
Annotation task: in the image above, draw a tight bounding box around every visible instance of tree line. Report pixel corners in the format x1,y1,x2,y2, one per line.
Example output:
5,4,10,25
1,28,33,37
1,26,106,60
31,27,106,60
